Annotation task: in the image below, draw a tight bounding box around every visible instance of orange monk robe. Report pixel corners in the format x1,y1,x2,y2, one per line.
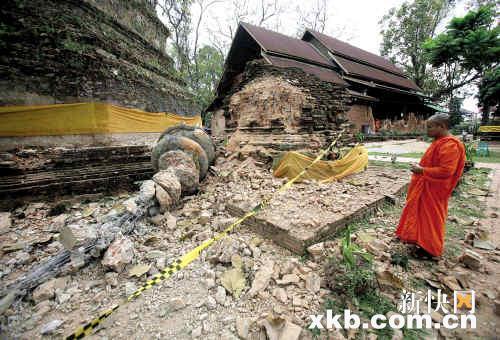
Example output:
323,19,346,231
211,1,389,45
396,136,466,256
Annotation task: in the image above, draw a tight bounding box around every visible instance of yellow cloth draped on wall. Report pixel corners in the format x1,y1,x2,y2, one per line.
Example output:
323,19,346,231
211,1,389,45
478,126,500,133
0,102,202,137
273,145,369,182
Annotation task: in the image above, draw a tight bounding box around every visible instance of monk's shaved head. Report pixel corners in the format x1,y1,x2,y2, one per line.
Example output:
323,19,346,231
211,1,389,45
427,113,450,129
426,113,452,138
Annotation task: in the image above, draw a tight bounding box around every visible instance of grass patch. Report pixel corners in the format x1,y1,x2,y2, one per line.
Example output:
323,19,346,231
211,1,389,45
403,328,431,339
368,151,424,159
369,159,410,170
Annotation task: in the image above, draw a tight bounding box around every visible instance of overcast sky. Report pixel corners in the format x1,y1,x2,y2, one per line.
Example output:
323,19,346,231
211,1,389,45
173,0,477,111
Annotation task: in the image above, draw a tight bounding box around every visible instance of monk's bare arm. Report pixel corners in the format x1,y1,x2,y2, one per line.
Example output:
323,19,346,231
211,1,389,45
422,142,460,179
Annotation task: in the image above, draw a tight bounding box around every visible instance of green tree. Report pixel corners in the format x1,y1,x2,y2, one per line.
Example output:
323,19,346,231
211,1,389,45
157,0,193,77
379,0,455,92
478,67,500,119
193,45,224,123
423,5,500,121
448,97,464,127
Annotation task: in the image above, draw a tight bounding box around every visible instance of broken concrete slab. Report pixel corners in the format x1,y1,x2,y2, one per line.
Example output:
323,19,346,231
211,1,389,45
227,166,409,254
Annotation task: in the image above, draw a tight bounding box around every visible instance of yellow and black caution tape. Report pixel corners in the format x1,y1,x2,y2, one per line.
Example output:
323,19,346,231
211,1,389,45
66,131,345,339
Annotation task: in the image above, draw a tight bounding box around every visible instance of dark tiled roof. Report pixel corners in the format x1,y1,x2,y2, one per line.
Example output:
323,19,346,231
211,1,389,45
333,55,421,91
264,54,348,86
241,22,332,67
335,56,420,91
306,29,405,75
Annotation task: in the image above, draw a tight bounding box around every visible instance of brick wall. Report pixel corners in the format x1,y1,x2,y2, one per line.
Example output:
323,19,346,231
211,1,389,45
217,60,352,132
346,104,375,132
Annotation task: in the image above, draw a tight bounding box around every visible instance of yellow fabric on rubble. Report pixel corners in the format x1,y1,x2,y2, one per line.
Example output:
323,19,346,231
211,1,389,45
478,126,500,133
273,145,369,182
0,102,202,137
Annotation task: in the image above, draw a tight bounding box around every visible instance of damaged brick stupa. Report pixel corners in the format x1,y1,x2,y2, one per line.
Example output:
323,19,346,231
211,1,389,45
207,22,438,156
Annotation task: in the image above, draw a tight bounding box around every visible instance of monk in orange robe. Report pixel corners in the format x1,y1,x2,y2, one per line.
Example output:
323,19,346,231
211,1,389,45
396,113,466,257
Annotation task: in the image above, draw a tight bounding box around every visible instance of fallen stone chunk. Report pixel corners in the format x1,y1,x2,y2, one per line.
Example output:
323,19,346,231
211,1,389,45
166,213,177,229
206,295,217,310
494,299,500,316
155,185,174,213
305,272,321,293
307,242,325,260
280,321,302,340
216,238,240,264
259,315,301,340
221,268,246,298
292,295,307,308
2,242,26,253
280,259,299,276
247,260,275,297
215,286,226,305
40,319,64,335
128,264,151,278
32,277,69,303
55,288,72,305
153,169,182,202
145,250,166,259
158,151,199,194
376,269,404,290
0,212,12,234
150,214,165,226
439,275,461,292
191,325,202,338
59,224,97,250
51,214,68,230
469,188,487,196
259,315,285,340
366,239,389,256
459,249,483,270
392,329,403,340
105,272,119,287
473,240,496,251
122,198,138,215
236,317,251,339
33,300,52,318
430,311,443,323
0,290,18,315
448,215,466,224
231,254,243,270
198,210,211,225
276,273,300,286
194,230,212,242
124,282,137,296
102,236,134,272
272,287,288,304
15,251,31,265
138,180,156,203
69,251,86,269
464,232,475,245
167,297,187,311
